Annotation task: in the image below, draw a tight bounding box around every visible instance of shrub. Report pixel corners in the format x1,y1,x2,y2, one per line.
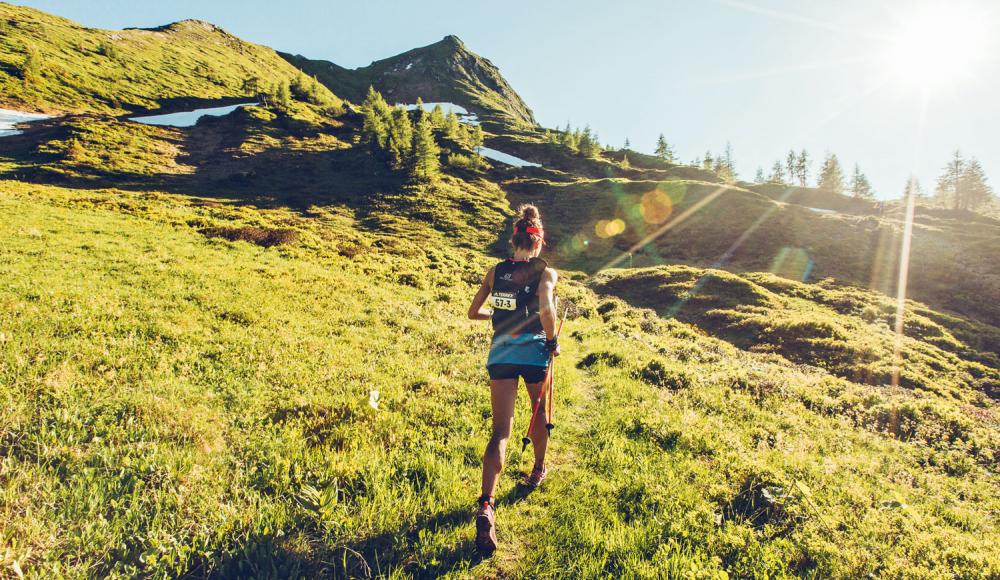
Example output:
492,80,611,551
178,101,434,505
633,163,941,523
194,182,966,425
446,153,487,172
577,350,625,369
635,360,694,390
200,226,298,247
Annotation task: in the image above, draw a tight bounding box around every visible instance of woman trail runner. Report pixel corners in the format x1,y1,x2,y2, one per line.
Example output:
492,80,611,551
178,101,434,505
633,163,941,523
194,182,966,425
466,204,560,554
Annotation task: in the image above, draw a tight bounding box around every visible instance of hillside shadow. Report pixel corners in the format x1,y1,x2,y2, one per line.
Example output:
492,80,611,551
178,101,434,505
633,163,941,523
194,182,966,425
1,112,404,221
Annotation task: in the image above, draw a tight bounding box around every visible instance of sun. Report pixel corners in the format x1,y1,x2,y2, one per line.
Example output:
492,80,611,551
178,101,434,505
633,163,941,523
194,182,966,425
882,3,990,91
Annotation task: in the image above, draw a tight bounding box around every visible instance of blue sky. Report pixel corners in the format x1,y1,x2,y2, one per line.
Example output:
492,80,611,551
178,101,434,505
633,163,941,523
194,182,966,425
16,0,1000,198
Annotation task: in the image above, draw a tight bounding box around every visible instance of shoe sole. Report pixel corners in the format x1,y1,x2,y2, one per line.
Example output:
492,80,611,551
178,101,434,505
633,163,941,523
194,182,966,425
475,514,497,553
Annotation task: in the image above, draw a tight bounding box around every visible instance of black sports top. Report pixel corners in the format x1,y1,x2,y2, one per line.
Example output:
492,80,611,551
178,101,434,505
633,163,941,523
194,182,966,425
490,258,547,337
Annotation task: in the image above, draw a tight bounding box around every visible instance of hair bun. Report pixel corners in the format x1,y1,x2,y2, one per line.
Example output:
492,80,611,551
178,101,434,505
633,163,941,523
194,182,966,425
518,204,540,221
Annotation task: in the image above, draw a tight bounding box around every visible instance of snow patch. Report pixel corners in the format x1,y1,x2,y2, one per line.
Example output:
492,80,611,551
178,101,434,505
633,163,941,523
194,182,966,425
806,207,837,215
406,62,413,70
129,103,258,127
399,102,480,125
476,147,542,168
0,109,53,137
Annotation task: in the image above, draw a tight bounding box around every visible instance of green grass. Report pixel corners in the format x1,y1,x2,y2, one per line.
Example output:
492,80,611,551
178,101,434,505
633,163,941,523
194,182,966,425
0,6,997,575
1,182,997,578
0,2,343,115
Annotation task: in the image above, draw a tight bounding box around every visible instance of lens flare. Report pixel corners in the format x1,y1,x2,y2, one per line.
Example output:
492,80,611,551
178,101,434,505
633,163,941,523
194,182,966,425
770,247,814,281
640,189,673,224
595,218,626,239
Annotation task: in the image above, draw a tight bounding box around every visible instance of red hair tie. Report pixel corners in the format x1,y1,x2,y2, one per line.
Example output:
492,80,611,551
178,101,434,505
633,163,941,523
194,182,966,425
517,225,545,243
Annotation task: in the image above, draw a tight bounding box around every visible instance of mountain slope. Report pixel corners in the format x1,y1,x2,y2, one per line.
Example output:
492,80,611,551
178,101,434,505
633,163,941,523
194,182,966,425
2,182,997,578
0,2,343,114
280,35,535,126
1,5,998,577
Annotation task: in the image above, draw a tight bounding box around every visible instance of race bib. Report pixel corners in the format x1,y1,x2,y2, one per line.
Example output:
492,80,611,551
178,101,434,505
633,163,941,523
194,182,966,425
490,291,517,311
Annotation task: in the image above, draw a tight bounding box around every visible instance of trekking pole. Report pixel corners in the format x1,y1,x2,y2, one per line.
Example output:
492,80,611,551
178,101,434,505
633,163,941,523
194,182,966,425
521,308,567,452
545,307,568,435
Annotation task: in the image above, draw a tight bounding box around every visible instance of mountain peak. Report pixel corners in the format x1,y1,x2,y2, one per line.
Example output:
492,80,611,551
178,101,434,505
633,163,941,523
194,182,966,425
281,36,536,126
439,35,466,48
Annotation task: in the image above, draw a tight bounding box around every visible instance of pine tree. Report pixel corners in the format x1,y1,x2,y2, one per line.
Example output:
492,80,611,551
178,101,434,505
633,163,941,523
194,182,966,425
786,150,797,184
387,106,414,168
429,104,446,128
958,158,994,211
361,86,391,149
241,76,261,96
702,151,714,171
754,167,765,183
654,134,668,159
624,137,631,151
274,80,292,110
578,126,601,157
443,110,461,140
903,176,925,201
411,114,440,181
795,149,811,186
850,164,874,199
817,153,845,196
935,150,965,209
470,124,485,151
768,160,787,184
719,142,736,181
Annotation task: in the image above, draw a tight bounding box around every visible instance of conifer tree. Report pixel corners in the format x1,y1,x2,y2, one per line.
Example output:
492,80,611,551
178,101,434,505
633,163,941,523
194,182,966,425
754,167,765,183
241,76,261,97
654,134,674,161
388,106,414,168
935,150,965,209
430,104,446,128
624,137,631,150
850,164,874,199
361,86,391,149
411,114,441,181
795,149,811,186
702,151,714,171
817,153,845,196
785,149,797,184
957,158,993,211
719,142,737,181
274,80,292,110
470,124,485,152
443,110,461,140
903,176,925,200
768,160,786,184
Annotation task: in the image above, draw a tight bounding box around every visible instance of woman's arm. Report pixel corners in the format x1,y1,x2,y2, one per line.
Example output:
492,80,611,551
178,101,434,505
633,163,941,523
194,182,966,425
538,268,559,350
468,266,495,320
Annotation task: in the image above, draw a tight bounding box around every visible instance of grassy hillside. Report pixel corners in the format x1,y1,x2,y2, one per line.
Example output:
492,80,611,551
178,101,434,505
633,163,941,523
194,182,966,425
280,35,536,128
0,2,343,114
2,182,997,578
493,147,1000,327
1,5,998,576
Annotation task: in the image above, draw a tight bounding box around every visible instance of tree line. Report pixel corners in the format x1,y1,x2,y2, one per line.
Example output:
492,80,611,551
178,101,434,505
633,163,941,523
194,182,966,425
543,124,604,158
359,88,485,182
549,126,995,211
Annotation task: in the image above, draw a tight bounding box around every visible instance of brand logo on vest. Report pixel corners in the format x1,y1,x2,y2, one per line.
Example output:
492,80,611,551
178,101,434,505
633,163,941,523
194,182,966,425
502,273,512,280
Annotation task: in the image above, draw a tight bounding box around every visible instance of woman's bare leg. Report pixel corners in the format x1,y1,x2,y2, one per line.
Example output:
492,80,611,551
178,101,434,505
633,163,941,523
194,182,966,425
481,379,518,499
525,380,548,470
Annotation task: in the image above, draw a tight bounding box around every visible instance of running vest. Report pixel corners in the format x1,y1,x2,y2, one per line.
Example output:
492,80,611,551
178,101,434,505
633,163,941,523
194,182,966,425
490,258,547,337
